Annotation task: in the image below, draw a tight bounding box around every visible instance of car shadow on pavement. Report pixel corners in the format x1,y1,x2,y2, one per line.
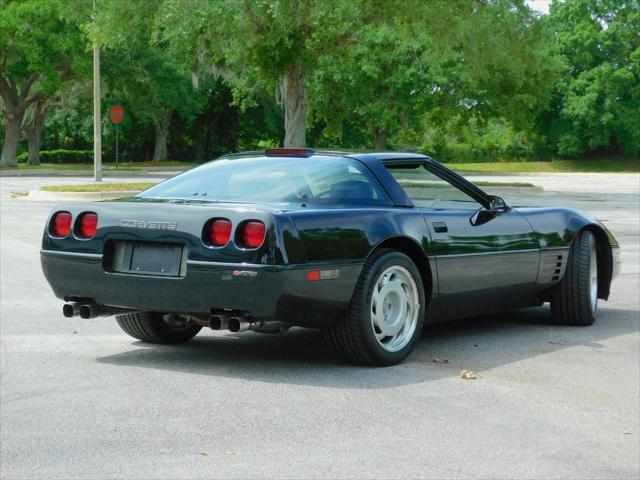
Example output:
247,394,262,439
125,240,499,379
95,305,639,389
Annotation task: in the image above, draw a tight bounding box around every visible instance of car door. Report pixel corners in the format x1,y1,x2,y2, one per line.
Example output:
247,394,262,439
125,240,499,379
387,163,540,321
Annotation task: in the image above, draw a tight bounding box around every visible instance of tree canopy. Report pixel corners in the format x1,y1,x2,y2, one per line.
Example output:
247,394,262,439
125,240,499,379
0,0,87,166
543,0,640,156
1,0,638,167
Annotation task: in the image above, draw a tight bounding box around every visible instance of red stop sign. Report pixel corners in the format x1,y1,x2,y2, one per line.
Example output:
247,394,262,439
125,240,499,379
109,105,124,124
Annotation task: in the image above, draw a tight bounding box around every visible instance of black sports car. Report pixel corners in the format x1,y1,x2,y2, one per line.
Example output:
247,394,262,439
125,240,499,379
41,149,621,365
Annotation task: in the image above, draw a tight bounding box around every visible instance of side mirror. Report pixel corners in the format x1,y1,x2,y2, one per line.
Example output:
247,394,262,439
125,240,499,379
488,196,508,212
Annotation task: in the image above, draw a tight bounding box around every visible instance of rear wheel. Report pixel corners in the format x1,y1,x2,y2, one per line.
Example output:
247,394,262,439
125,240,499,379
550,230,599,326
116,312,202,343
323,249,425,366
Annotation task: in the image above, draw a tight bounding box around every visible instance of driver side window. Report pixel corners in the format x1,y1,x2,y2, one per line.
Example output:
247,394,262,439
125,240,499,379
388,166,482,210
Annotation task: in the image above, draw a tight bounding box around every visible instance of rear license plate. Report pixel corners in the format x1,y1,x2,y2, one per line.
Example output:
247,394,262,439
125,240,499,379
111,241,185,277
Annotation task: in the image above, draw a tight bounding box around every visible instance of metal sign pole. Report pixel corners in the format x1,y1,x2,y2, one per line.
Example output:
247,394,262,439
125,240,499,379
115,123,119,169
93,0,102,182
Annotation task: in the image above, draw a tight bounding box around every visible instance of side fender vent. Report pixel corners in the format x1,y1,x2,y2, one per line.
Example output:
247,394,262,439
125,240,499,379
538,250,569,284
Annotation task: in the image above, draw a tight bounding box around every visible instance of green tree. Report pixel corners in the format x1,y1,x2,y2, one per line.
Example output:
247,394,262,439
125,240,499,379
308,0,427,149
0,0,86,167
156,0,362,148
309,0,558,151
97,0,201,161
544,0,640,156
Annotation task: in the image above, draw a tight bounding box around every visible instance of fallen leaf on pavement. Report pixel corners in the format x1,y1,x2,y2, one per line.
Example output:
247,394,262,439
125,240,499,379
200,452,209,457
460,369,478,380
432,358,449,364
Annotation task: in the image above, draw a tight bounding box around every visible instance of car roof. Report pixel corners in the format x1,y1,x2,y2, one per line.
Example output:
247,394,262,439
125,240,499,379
219,149,432,163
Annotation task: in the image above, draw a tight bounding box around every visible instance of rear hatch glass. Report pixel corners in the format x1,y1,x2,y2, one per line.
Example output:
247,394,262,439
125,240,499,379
138,156,391,206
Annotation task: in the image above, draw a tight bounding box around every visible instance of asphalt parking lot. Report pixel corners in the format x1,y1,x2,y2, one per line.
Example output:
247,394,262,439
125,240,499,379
1,173,638,479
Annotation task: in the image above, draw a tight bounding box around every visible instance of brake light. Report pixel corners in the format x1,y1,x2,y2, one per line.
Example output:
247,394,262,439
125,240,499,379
240,221,266,248
78,213,98,238
265,148,316,157
51,211,72,237
208,219,232,246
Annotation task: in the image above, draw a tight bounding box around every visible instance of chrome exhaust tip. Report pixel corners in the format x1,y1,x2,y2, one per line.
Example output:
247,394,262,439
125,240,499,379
63,303,81,318
209,314,229,330
228,316,250,333
79,303,100,319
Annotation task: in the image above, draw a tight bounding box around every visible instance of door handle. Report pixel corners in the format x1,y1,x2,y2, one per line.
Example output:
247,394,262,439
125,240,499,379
432,221,448,233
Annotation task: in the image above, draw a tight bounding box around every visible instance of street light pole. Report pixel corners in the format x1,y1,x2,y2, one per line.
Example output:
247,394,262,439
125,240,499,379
93,0,102,182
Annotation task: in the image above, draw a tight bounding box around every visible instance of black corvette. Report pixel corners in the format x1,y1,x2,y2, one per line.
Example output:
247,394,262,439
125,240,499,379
41,149,620,365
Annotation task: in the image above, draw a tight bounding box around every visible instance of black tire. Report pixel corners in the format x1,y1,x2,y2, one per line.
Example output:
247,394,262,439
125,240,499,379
323,249,426,366
115,312,202,343
550,230,598,326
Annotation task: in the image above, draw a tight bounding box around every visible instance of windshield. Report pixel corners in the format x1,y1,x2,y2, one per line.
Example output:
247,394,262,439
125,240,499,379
139,156,391,206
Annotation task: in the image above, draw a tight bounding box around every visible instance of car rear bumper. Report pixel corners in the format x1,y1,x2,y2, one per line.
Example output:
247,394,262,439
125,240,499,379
41,250,363,328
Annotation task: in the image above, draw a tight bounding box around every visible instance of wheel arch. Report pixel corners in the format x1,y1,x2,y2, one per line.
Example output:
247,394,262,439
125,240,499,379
367,236,434,305
580,224,614,300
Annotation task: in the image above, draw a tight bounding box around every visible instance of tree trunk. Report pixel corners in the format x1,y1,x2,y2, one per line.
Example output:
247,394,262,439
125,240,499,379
152,110,173,161
373,127,388,151
24,100,48,166
283,62,307,148
1,112,22,168
26,128,42,165
0,73,44,168
193,118,206,163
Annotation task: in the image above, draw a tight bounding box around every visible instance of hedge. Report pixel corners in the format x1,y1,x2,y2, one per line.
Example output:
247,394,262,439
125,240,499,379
17,149,94,164
420,144,541,163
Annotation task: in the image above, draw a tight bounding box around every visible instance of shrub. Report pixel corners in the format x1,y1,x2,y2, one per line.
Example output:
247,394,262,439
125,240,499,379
420,117,548,163
17,149,94,164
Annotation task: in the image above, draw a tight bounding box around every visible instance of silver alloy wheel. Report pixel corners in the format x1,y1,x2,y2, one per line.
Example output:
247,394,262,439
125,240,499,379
162,313,193,331
370,265,420,352
590,244,598,313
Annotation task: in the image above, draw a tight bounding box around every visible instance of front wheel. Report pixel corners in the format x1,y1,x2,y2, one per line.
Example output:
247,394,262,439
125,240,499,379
550,230,599,326
323,249,426,366
116,312,202,343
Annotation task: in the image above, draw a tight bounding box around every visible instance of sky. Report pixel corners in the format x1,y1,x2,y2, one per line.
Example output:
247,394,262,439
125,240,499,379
525,0,552,14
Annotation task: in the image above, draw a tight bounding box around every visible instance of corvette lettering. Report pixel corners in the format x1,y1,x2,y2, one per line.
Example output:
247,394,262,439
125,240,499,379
232,270,258,278
120,220,177,230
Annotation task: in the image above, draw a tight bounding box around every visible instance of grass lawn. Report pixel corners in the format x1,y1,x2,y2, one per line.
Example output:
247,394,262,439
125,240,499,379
474,181,535,187
445,158,639,173
41,182,158,192
4,158,638,174
2,160,194,170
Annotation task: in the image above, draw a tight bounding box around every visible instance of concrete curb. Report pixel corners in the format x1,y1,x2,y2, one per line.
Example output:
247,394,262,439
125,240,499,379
26,190,139,202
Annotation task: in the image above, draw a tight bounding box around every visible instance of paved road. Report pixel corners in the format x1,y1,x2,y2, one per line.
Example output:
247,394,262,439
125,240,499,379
1,174,638,479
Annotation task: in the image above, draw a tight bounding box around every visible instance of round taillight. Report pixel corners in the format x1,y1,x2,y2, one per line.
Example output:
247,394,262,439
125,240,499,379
207,219,232,246
240,221,266,249
77,213,98,238
51,211,72,237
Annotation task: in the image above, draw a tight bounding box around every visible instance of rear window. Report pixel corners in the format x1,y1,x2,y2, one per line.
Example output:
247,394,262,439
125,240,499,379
139,156,391,205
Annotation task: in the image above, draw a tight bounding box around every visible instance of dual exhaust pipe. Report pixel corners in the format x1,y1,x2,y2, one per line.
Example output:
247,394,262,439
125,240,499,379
209,313,289,334
209,313,254,333
63,301,133,319
63,303,276,333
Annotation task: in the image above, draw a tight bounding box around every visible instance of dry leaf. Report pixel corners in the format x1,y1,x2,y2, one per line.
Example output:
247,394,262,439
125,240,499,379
200,452,209,457
459,369,478,380
432,358,449,364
